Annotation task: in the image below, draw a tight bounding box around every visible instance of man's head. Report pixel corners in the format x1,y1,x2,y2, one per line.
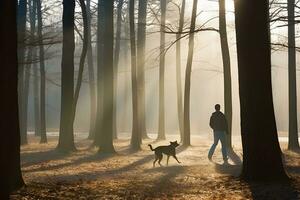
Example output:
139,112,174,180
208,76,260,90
215,104,221,111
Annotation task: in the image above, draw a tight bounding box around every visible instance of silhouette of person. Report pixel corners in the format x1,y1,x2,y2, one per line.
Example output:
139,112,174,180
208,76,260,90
208,104,228,164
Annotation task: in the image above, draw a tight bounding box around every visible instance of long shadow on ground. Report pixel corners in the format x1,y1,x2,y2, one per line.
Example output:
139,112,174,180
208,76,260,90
22,150,115,173
228,148,243,165
215,163,300,200
22,139,182,173
139,166,186,198
21,150,69,168
41,145,188,181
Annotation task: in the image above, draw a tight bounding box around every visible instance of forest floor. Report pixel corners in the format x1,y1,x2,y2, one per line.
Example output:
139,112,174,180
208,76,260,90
10,133,300,200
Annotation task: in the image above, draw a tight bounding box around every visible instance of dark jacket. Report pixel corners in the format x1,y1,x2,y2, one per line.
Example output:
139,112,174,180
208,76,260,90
209,111,228,132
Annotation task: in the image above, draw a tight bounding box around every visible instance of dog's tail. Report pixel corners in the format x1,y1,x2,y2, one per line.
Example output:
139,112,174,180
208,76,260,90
148,144,154,151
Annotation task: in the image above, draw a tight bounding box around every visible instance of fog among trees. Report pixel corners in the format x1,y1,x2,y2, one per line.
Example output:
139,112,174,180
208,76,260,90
2,0,300,199
21,0,300,137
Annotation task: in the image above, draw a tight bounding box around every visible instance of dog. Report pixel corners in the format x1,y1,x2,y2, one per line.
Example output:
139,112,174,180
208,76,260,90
148,141,181,167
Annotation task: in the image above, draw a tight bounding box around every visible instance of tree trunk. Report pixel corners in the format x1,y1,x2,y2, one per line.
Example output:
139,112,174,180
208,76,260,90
21,0,37,145
122,11,130,134
112,0,124,140
57,0,76,152
71,0,88,134
129,0,141,150
36,0,47,143
22,59,30,145
157,0,167,140
182,0,198,147
288,0,299,150
219,0,233,149
94,0,105,146
17,0,27,144
97,0,115,153
30,0,41,138
137,0,148,139
86,0,97,140
176,0,185,142
17,0,28,145
234,0,288,181
0,0,25,196
33,59,41,137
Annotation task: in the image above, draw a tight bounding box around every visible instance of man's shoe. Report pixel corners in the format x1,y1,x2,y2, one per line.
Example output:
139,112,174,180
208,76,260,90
223,159,229,165
208,156,212,162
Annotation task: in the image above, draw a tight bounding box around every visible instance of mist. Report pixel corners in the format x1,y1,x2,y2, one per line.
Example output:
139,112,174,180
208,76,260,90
24,0,298,137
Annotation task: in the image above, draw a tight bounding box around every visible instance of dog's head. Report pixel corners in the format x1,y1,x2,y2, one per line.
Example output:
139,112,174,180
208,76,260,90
170,140,179,148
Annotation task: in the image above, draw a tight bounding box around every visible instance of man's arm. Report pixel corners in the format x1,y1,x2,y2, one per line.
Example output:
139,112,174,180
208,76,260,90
209,115,214,129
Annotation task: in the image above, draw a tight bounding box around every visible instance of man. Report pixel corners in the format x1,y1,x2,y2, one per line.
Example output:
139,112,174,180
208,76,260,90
208,104,228,164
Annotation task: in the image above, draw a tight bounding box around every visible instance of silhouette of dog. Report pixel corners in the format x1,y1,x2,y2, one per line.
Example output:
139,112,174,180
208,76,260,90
148,141,181,167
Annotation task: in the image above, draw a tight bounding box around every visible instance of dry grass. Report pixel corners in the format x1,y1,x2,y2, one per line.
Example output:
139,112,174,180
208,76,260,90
10,134,300,200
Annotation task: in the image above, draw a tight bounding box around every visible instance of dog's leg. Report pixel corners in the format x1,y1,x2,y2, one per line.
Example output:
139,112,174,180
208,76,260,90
153,155,158,167
167,155,170,166
158,154,163,167
173,155,181,164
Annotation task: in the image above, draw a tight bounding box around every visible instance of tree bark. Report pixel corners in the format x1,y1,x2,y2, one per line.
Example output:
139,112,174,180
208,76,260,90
21,0,37,145
36,0,47,143
182,0,198,147
234,0,288,181
97,0,116,153
157,0,167,140
70,0,88,140
33,58,41,137
112,0,124,140
0,0,25,196
129,0,141,150
122,11,130,134
17,0,28,145
22,58,30,144
94,0,105,146
137,0,148,139
219,0,233,149
30,0,41,138
287,0,299,150
86,0,97,140
57,0,76,152
176,0,185,142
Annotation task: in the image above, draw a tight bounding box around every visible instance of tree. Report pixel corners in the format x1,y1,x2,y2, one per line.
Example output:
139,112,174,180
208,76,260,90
57,0,76,152
22,54,31,144
21,0,37,145
0,0,25,196
287,0,299,150
71,0,88,137
17,0,28,145
157,0,167,140
129,0,142,150
182,0,198,146
94,0,105,146
219,0,233,149
36,0,47,143
86,0,97,140
96,0,116,153
29,0,40,139
112,0,124,140
234,0,288,181
176,0,185,142
137,0,148,139
33,60,41,137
